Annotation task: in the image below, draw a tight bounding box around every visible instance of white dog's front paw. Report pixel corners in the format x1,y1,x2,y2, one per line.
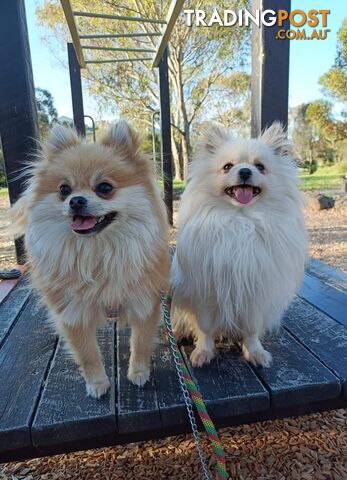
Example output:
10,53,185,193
85,374,111,399
242,343,272,368
127,364,150,387
190,347,215,367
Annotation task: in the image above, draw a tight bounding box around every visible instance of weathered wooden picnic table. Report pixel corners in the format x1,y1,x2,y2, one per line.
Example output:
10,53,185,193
0,258,346,464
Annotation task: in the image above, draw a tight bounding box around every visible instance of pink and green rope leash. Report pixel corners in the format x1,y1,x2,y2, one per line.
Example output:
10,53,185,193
160,293,228,480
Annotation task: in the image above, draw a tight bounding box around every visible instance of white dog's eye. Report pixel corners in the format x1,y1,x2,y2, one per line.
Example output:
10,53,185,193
223,163,233,172
255,163,265,173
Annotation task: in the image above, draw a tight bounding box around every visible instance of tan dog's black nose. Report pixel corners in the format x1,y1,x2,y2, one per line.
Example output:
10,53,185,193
69,196,87,213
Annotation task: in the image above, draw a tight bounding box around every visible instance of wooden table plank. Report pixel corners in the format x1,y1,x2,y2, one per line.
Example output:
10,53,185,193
299,274,347,326
254,328,341,408
307,258,347,292
0,295,56,459
181,343,269,421
116,325,161,434
152,329,187,428
0,280,31,346
31,323,116,455
284,297,347,396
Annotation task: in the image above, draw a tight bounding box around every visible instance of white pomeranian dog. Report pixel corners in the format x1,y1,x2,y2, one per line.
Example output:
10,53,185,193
12,120,169,398
172,122,307,368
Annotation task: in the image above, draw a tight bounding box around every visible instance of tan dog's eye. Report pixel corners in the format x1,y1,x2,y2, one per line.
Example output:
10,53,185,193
223,163,233,172
255,163,265,173
59,184,72,199
96,182,113,198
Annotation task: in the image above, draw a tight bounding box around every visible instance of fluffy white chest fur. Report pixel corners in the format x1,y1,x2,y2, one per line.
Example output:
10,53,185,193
173,203,306,334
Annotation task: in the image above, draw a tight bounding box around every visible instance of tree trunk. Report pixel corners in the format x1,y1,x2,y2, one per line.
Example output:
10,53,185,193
177,58,191,180
181,133,190,180
172,135,183,181
169,47,191,181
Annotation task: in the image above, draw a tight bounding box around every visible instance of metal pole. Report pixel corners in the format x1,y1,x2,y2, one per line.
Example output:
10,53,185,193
84,115,96,142
68,42,85,137
0,0,39,263
80,33,161,39
251,0,291,137
85,58,152,64
158,46,173,225
81,46,155,53
73,11,166,24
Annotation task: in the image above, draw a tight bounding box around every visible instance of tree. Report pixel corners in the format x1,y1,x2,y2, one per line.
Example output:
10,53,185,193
35,88,58,138
306,101,347,163
0,88,58,185
319,17,347,103
203,71,251,136
291,104,317,173
36,0,249,180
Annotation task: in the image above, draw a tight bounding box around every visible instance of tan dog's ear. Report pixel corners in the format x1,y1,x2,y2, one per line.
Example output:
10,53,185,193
260,122,293,156
100,120,140,158
44,124,80,159
199,124,228,154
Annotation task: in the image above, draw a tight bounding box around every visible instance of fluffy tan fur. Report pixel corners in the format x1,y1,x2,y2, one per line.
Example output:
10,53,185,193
12,121,170,398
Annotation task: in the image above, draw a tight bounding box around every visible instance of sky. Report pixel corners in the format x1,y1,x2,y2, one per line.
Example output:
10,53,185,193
26,0,345,121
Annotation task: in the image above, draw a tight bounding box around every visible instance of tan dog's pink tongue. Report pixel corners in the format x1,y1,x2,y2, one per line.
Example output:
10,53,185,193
70,216,97,230
234,186,254,204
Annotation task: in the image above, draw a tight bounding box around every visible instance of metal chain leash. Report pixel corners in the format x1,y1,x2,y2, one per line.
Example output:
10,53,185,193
160,293,212,480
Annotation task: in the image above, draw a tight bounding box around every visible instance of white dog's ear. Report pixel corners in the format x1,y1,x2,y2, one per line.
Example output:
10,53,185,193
260,122,292,156
100,120,140,157
44,124,80,159
199,124,228,154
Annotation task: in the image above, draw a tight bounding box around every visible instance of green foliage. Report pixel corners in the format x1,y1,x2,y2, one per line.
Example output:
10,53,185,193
291,103,316,172
36,87,58,139
0,146,6,188
319,18,347,103
317,160,347,175
306,101,347,156
0,88,58,186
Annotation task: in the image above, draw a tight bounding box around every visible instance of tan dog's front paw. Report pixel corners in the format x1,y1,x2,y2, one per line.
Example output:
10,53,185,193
127,364,150,387
190,347,215,367
85,374,110,399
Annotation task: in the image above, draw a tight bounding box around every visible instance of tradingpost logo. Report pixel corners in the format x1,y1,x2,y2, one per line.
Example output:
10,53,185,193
184,9,331,40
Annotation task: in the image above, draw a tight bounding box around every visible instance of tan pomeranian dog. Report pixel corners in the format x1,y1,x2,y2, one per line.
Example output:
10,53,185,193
12,120,170,398
172,123,307,368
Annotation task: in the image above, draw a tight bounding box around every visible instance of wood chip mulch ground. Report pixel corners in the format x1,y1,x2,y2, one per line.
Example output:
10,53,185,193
0,191,346,479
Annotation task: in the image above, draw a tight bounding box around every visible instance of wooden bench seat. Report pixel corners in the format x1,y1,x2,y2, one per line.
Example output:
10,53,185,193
0,258,346,463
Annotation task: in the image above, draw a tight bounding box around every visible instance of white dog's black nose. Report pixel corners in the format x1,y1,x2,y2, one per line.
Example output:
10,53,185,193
69,196,87,212
238,168,252,182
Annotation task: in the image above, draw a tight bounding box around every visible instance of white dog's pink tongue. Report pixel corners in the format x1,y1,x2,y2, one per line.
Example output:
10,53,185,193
234,186,254,204
70,216,97,230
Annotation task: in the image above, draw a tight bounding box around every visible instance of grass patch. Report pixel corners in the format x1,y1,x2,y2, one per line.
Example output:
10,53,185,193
0,188,8,195
299,174,344,190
